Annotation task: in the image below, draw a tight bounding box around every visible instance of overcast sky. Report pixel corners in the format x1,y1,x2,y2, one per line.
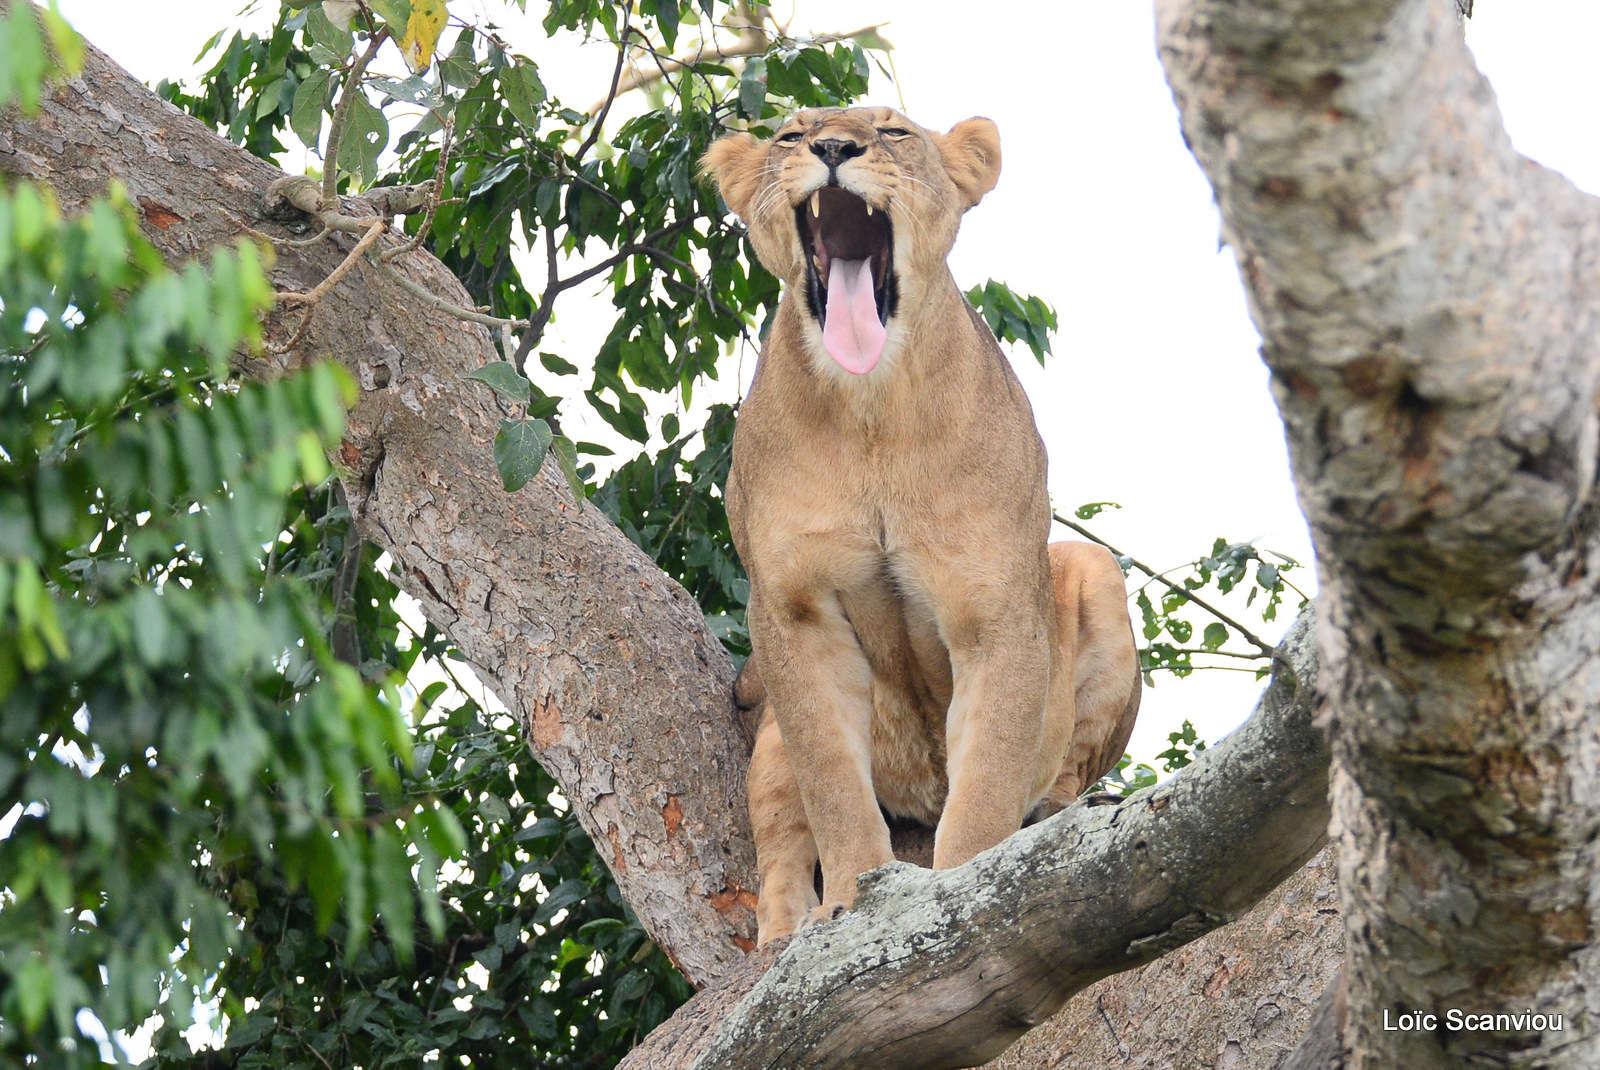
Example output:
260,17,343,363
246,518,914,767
53,0,1600,763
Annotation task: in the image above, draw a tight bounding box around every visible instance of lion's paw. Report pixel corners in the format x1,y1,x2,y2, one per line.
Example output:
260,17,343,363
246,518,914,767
804,902,850,930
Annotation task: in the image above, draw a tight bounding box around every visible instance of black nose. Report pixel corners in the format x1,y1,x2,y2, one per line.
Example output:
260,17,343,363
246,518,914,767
810,138,866,167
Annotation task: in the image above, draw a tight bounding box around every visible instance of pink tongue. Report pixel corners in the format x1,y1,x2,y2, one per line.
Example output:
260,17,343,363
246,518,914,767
822,258,886,374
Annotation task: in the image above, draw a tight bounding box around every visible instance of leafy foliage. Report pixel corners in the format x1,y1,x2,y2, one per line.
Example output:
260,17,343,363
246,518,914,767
966,280,1058,364
1093,719,1208,796
593,404,750,657
1132,535,1306,682
0,14,449,1061
1064,503,1305,684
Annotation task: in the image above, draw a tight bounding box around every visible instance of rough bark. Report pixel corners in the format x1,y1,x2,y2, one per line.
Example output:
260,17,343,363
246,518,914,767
626,848,1343,1070
989,849,1343,1070
0,29,760,984
1281,971,1347,1070
1159,0,1600,1065
616,614,1326,1070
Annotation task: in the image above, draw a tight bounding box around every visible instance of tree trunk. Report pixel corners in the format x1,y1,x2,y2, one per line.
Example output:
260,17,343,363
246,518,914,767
1,17,1346,1069
1159,0,1600,1064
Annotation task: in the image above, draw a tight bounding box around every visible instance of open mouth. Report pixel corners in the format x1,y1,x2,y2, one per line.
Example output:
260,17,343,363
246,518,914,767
796,187,897,374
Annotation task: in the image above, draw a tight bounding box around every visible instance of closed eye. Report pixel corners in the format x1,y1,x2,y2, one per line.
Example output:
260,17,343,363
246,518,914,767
878,127,913,139
776,131,804,144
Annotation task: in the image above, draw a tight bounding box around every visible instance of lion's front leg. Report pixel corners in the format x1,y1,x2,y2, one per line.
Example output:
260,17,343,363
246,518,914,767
748,708,820,945
935,639,1054,868
748,587,894,920
915,557,1057,871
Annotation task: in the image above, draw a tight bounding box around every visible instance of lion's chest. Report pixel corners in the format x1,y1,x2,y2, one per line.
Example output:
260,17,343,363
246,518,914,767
837,562,955,825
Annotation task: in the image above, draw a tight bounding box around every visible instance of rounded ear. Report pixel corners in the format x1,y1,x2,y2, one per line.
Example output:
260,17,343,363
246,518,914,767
700,134,765,221
936,117,1002,210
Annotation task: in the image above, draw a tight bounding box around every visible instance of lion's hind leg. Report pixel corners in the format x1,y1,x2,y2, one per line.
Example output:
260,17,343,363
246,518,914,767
1040,541,1142,814
748,707,821,945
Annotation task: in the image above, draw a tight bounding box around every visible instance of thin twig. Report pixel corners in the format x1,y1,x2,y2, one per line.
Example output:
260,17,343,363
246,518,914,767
589,15,887,116
1098,994,1132,1063
1150,647,1272,661
1053,512,1276,655
574,6,633,164
527,148,624,212
230,212,336,249
265,306,317,356
631,29,687,109
514,217,693,365
276,216,388,307
379,117,456,262
323,30,388,203
1149,663,1268,675
555,218,694,293
378,262,527,330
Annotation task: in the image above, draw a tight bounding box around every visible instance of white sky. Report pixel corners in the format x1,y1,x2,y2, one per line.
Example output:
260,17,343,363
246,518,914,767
54,0,1600,762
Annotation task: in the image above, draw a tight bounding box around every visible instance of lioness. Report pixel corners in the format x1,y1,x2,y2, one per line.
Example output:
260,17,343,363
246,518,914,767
703,107,1141,945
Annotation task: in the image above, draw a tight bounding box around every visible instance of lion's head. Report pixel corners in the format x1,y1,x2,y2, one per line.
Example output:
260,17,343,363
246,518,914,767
702,107,1001,376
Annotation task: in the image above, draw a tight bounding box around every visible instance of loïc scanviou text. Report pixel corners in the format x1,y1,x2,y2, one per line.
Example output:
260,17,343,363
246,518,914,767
1383,1009,1564,1032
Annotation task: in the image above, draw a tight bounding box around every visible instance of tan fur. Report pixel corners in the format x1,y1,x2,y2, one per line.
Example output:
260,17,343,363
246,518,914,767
704,107,1141,945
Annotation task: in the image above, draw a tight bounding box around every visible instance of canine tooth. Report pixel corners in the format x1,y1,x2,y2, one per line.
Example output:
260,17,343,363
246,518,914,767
811,191,820,216
865,204,874,217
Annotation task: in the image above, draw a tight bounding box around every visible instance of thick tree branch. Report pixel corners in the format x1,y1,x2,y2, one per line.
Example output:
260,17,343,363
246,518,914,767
618,612,1326,1070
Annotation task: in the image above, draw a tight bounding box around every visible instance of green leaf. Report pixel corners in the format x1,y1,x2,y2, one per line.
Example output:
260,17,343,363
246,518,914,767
127,588,172,665
656,1,681,48
502,59,545,130
13,954,52,1032
0,3,49,114
225,1012,277,1050
1135,590,1159,641
479,791,512,826
466,361,532,404
340,93,389,185
539,350,578,376
368,0,414,33
291,68,331,151
534,878,589,924
411,804,467,857
440,28,479,89
1074,501,1120,521
1202,622,1229,651
738,57,767,119
370,825,417,962
305,2,355,57
369,73,440,109
40,5,85,78
493,417,553,492
549,435,586,507
513,816,564,842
